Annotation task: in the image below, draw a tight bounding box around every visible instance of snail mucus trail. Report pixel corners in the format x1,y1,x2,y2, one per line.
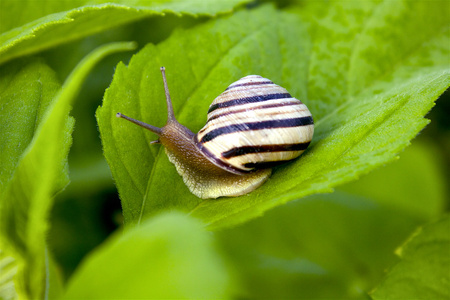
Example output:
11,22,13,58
116,67,314,199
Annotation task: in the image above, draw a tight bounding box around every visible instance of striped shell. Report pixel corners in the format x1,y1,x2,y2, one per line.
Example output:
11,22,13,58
195,75,314,174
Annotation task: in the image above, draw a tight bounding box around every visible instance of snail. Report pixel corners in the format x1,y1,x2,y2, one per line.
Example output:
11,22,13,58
116,67,314,199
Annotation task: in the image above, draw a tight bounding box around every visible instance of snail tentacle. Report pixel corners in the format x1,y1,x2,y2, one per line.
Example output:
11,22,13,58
116,112,162,135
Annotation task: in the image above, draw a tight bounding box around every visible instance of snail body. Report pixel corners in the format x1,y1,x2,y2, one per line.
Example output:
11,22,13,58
117,68,314,199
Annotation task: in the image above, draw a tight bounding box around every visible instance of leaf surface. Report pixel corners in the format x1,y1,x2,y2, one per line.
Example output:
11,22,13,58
0,42,135,299
63,212,233,299
0,59,60,198
0,0,251,65
97,2,450,229
371,215,450,300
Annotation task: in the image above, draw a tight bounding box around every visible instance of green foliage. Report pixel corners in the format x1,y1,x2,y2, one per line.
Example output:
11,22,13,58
63,212,234,299
0,0,448,299
340,139,447,219
216,138,445,299
97,3,449,229
0,42,136,299
0,0,251,64
0,245,17,300
371,215,450,300
0,57,66,299
0,59,61,198
218,194,419,299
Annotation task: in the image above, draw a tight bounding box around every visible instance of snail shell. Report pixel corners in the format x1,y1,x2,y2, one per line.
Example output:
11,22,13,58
196,75,314,174
117,68,314,199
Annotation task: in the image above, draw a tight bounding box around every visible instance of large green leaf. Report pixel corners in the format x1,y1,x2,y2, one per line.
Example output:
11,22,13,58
0,0,251,65
97,2,449,229
0,42,135,299
63,212,234,299
371,215,450,300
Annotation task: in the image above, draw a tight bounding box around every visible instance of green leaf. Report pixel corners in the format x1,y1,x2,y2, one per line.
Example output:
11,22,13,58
371,215,450,300
0,0,85,33
0,59,61,198
97,2,449,229
0,58,65,299
63,212,234,299
0,0,251,65
0,42,135,299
